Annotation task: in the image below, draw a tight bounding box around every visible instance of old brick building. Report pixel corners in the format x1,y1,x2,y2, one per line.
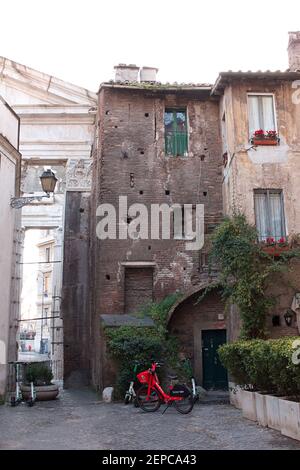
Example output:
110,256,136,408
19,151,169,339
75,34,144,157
89,66,227,390
85,33,300,391
2,32,300,395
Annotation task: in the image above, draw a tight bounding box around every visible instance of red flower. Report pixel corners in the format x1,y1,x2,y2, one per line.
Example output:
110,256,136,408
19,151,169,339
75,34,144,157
266,237,275,244
278,237,286,244
254,129,265,136
266,130,277,138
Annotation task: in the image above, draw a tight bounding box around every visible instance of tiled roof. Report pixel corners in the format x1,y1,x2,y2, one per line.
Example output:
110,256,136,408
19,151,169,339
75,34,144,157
99,80,212,92
212,70,300,95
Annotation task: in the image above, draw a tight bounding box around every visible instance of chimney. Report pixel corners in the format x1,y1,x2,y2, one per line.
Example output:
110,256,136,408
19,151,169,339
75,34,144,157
114,64,139,82
139,66,158,82
288,31,300,71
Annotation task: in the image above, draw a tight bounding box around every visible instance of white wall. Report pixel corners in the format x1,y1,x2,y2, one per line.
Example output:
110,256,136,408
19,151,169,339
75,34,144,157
0,99,20,397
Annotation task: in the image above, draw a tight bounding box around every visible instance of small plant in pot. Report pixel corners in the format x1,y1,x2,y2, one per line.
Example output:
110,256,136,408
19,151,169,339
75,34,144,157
21,363,59,401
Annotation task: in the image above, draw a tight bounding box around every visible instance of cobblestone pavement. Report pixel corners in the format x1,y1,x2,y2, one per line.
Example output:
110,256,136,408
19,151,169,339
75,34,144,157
0,388,300,450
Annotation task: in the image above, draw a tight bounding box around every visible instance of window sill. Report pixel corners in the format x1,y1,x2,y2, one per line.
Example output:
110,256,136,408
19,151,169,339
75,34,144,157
164,153,189,158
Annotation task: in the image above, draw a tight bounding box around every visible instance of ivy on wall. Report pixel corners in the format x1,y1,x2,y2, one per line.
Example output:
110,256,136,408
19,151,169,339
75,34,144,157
207,214,300,339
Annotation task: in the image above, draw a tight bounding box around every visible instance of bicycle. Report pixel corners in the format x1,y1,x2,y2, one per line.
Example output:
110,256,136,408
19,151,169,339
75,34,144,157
136,361,194,414
124,361,139,406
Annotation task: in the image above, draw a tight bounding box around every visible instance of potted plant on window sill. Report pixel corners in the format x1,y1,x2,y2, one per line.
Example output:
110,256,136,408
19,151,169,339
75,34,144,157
251,129,280,146
21,363,59,401
260,237,289,256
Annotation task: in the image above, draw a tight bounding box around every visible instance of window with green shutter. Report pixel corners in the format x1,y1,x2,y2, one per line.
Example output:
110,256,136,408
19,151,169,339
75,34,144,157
164,108,188,156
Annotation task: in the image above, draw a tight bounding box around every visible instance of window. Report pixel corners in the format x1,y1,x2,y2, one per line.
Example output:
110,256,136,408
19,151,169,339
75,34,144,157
124,267,153,314
45,247,51,263
254,190,286,241
44,273,51,297
164,109,188,156
248,94,276,136
43,308,48,326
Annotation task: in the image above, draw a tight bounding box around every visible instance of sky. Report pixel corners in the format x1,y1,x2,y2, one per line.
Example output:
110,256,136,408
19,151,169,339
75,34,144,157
1,0,300,91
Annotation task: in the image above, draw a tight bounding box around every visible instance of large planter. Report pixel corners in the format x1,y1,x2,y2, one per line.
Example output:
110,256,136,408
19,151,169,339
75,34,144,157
229,382,242,409
265,394,281,431
240,390,257,421
279,397,300,441
255,392,268,427
21,384,59,401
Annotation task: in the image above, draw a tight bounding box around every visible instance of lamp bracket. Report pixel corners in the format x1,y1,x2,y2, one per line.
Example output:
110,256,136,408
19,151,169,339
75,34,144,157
10,194,50,209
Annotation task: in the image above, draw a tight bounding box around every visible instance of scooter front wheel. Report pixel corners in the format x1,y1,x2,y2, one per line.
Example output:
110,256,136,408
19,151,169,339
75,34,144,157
124,392,132,405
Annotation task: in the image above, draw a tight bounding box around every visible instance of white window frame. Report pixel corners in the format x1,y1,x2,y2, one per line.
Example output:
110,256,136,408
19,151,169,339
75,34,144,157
247,93,278,138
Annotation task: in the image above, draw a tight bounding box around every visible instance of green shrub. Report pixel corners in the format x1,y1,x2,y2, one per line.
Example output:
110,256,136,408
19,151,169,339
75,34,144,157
25,363,53,386
105,293,185,398
218,341,251,387
218,337,300,395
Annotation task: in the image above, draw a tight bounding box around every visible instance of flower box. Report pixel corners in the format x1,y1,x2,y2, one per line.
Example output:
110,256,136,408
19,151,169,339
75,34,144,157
255,392,268,427
252,138,279,146
251,130,279,146
279,397,300,441
265,394,281,431
261,245,290,256
229,382,242,409
240,390,257,421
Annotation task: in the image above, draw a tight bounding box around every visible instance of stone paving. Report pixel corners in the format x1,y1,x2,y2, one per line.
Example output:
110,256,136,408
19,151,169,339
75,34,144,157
0,388,300,450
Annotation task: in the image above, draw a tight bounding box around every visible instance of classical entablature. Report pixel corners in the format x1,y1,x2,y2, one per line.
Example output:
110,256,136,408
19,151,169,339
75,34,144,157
0,56,97,192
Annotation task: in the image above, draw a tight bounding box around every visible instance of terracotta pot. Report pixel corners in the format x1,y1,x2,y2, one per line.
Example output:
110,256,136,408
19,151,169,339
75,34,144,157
21,384,59,401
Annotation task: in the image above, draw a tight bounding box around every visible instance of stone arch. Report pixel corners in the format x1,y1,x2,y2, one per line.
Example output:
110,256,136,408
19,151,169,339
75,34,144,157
167,281,219,325
167,282,230,389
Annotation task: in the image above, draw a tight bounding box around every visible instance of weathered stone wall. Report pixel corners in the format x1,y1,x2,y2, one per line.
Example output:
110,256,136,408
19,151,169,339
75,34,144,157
62,191,91,387
90,86,224,389
222,80,300,229
221,78,300,340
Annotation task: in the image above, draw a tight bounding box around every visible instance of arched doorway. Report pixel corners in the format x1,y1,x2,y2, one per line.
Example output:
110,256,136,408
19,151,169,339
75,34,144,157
168,285,228,390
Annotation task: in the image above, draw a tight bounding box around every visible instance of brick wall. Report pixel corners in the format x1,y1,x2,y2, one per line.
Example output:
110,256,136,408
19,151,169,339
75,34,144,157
89,85,224,389
62,191,91,387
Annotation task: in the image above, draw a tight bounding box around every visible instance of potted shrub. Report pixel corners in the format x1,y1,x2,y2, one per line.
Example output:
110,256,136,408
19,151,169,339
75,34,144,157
21,363,59,401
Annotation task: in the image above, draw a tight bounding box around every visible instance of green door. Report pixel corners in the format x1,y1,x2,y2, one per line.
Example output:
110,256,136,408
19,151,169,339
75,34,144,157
202,329,228,390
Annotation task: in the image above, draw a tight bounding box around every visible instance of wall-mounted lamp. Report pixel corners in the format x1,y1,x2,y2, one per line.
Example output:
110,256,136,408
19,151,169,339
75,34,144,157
284,309,294,327
11,169,57,209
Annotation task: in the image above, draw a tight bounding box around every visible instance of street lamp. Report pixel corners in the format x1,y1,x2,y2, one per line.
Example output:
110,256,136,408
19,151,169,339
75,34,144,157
11,169,58,209
284,309,294,327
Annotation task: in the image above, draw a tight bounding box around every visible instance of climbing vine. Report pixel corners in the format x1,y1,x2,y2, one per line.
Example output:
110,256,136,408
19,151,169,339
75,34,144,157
207,214,300,339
